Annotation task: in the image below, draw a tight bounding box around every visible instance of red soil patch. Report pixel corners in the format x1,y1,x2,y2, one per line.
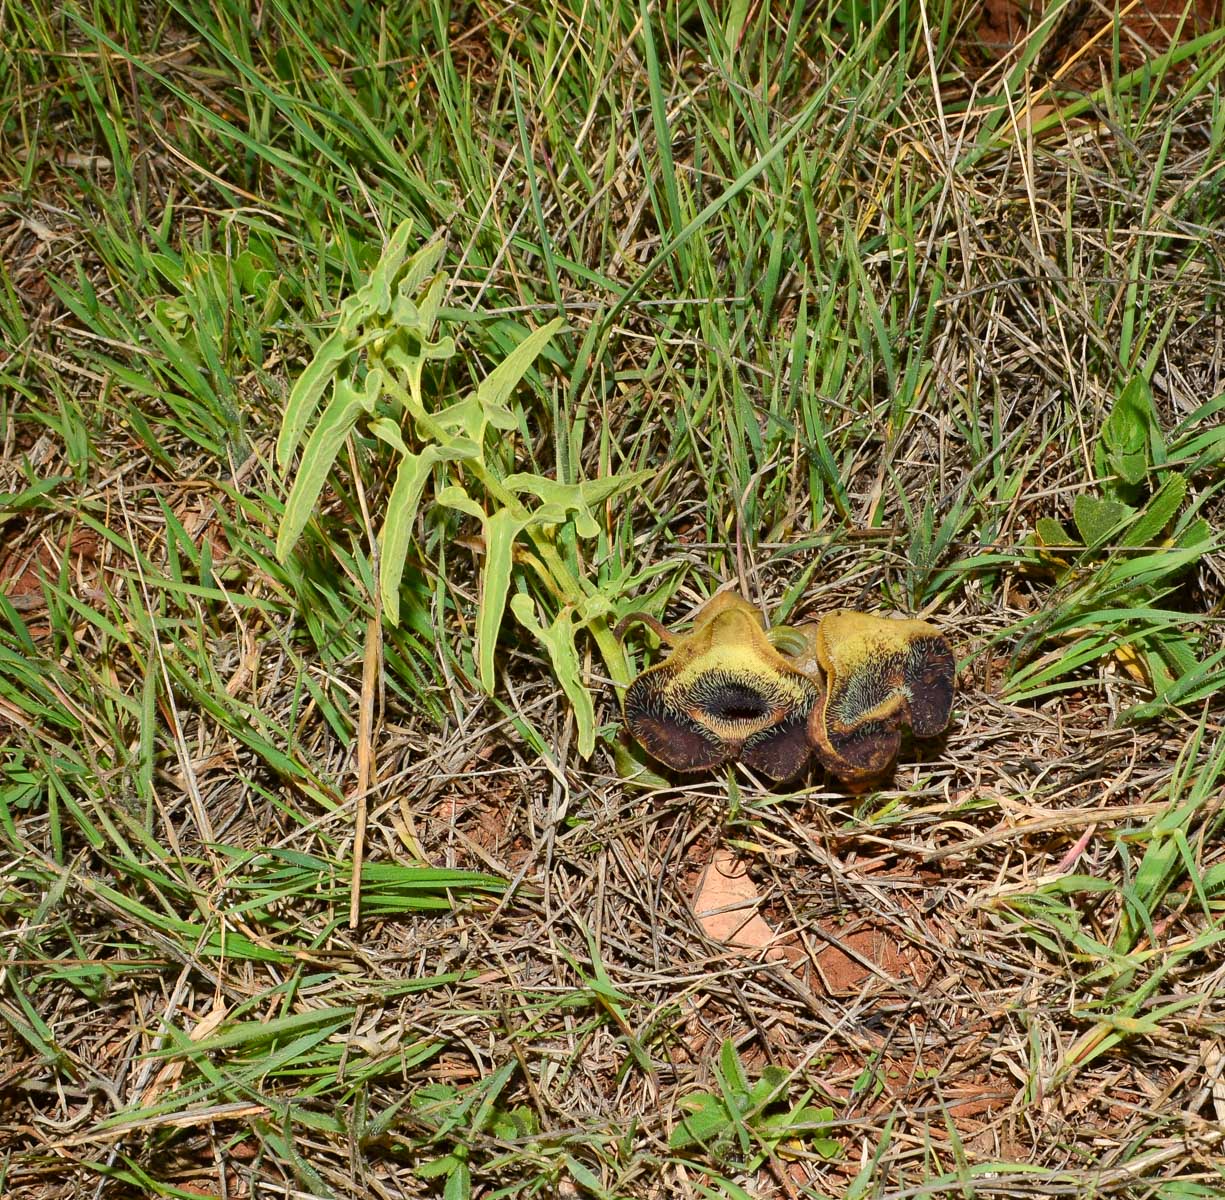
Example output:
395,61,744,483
975,0,1223,87
808,907,938,994
0,527,101,636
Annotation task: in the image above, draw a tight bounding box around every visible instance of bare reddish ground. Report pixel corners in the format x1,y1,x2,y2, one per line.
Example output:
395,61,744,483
975,0,1223,86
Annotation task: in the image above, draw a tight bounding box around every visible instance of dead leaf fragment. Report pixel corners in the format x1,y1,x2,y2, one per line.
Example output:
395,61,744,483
692,849,787,961
140,1001,229,1106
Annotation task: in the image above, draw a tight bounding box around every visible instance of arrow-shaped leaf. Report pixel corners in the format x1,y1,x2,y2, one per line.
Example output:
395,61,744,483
276,326,352,470
435,488,534,692
474,317,564,426
396,237,447,305
277,372,378,561
352,221,425,317
476,508,533,692
510,596,597,758
380,442,478,624
503,469,653,539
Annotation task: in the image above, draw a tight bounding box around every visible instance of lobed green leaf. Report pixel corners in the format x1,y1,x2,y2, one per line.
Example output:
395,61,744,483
275,325,352,470
474,316,565,425
510,596,597,758
276,373,376,561
380,443,477,624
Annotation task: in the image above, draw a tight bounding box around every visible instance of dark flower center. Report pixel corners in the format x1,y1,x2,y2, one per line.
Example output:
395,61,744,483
699,683,770,723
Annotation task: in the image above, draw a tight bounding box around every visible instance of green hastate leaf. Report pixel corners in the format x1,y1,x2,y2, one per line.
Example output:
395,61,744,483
384,324,457,418
352,221,426,317
415,1155,463,1181
444,1160,470,1200
276,325,352,470
503,469,654,538
432,394,493,443
276,373,378,561
390,264,446,333
504,475,599,535
510,595,597,758
408,268,445,332
279,231,445,471
745,1064,789,1111
424,317,562,443
396,238,447,308
474,317,565,425
435,487,534,691
367,417,410,456
476,507,533,693
380,442,478,625
435,484,485,521
576,470,656,506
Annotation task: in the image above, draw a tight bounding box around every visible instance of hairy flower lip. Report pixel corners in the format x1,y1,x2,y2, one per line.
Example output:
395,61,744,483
618,594,955,784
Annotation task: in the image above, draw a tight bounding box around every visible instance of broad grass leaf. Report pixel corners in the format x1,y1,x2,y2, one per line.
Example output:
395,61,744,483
1149,628,1200,691
1203,862,1225,895
1117,730,1224,952
1172,424,1225,473
510,595,596,757
1124,641,1225,721
669,1091,732,1150
172,1006,353,1053
277,374,376,561
1101,542,1206,591
1036,875,1116,895
275,326,351,469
